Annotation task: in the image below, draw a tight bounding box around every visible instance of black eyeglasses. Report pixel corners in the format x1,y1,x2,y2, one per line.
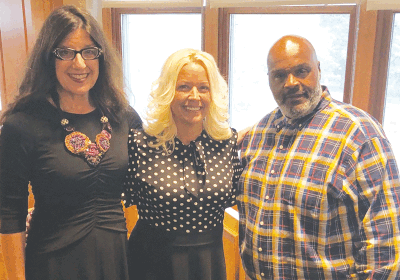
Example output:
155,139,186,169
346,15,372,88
53,47,102,61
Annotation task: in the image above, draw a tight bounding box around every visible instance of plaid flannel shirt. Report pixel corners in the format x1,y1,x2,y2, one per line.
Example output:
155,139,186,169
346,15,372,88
238,87,400,280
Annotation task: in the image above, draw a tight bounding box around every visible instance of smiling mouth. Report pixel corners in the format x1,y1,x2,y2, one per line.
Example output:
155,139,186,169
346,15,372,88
69,73,89,80
186,106,201,111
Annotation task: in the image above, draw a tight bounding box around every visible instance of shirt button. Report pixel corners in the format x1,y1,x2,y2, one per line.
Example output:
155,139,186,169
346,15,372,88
279,145,283,149
299,124,302,127
271,170,275,174
276,125,280,128
260,221,264,225
261,273,265,276
265,195,269,200
258,247,262,252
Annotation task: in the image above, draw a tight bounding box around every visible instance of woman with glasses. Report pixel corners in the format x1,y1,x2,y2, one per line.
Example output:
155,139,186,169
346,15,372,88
123,48,243,280
0,5,141,280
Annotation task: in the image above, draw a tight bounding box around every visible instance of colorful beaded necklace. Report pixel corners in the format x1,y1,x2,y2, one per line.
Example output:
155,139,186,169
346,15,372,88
53,95,112,166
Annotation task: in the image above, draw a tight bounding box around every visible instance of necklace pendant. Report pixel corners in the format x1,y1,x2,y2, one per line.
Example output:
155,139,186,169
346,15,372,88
61,118,69,126
65,132,90,154
62,113,112,167
85,155,102,166
86,143,100,157
96,131,111,153
84,143,103,166
100,116,109,123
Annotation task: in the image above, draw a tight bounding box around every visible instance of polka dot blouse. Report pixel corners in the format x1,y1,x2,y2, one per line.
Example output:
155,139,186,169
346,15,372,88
123,129,243,234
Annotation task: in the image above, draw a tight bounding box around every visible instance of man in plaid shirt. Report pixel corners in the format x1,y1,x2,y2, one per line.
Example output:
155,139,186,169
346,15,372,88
238,35,400,279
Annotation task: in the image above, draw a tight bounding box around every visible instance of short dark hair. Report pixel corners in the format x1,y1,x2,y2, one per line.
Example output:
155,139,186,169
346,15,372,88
1,5,128,124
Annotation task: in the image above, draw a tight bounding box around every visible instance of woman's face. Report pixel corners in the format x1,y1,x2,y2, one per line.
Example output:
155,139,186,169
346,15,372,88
171,62,211,130
55,28,99,99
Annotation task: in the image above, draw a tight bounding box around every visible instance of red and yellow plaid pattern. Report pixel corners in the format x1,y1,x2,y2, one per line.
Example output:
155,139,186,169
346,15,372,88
238,88,400,280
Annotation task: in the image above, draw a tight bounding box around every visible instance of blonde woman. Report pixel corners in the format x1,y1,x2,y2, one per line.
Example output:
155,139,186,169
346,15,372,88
123,49,243,280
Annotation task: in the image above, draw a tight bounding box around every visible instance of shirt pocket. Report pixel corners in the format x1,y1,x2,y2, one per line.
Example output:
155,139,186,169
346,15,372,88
280,183,323,219
279,157,329,215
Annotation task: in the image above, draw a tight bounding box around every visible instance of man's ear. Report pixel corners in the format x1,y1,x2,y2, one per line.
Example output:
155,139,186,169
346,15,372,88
317,61,321,80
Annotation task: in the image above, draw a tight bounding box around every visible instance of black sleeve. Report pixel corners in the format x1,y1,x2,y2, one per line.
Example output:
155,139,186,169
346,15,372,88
224,129,244,208
127,106,143,130
122,128,140,208
0,117,32,233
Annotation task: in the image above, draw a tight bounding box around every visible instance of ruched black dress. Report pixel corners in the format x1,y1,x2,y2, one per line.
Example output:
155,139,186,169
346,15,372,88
0,99,142,280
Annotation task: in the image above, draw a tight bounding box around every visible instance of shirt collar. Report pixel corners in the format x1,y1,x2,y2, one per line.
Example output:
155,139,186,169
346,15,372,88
174,130,208,148
272,86,331,132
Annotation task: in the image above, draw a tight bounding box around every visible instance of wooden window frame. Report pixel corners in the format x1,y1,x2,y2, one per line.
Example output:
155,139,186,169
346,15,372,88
217,5,358,104
107,4,398,124
370,10,396,123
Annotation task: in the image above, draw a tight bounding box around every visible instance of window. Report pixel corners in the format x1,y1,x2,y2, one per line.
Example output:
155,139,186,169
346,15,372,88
383,13,400,161
118,9,202,119
221,6,356,130
114,5,357,130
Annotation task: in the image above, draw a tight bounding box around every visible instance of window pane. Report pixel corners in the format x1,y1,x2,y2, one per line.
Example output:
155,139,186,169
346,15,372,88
121,13,202,119
229,13,350,130
383,13,400,161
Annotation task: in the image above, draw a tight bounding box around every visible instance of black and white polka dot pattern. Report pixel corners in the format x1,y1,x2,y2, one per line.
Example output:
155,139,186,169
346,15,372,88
123,129,242,234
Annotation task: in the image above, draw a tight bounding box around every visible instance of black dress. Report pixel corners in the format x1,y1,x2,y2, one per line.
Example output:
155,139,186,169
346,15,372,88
0,99,142,280
123,129,243,280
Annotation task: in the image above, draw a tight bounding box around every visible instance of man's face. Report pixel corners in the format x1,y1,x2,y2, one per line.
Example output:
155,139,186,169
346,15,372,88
268,40,322,119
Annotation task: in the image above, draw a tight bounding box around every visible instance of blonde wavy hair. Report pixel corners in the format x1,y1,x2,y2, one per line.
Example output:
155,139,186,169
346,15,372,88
144,48,232,151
